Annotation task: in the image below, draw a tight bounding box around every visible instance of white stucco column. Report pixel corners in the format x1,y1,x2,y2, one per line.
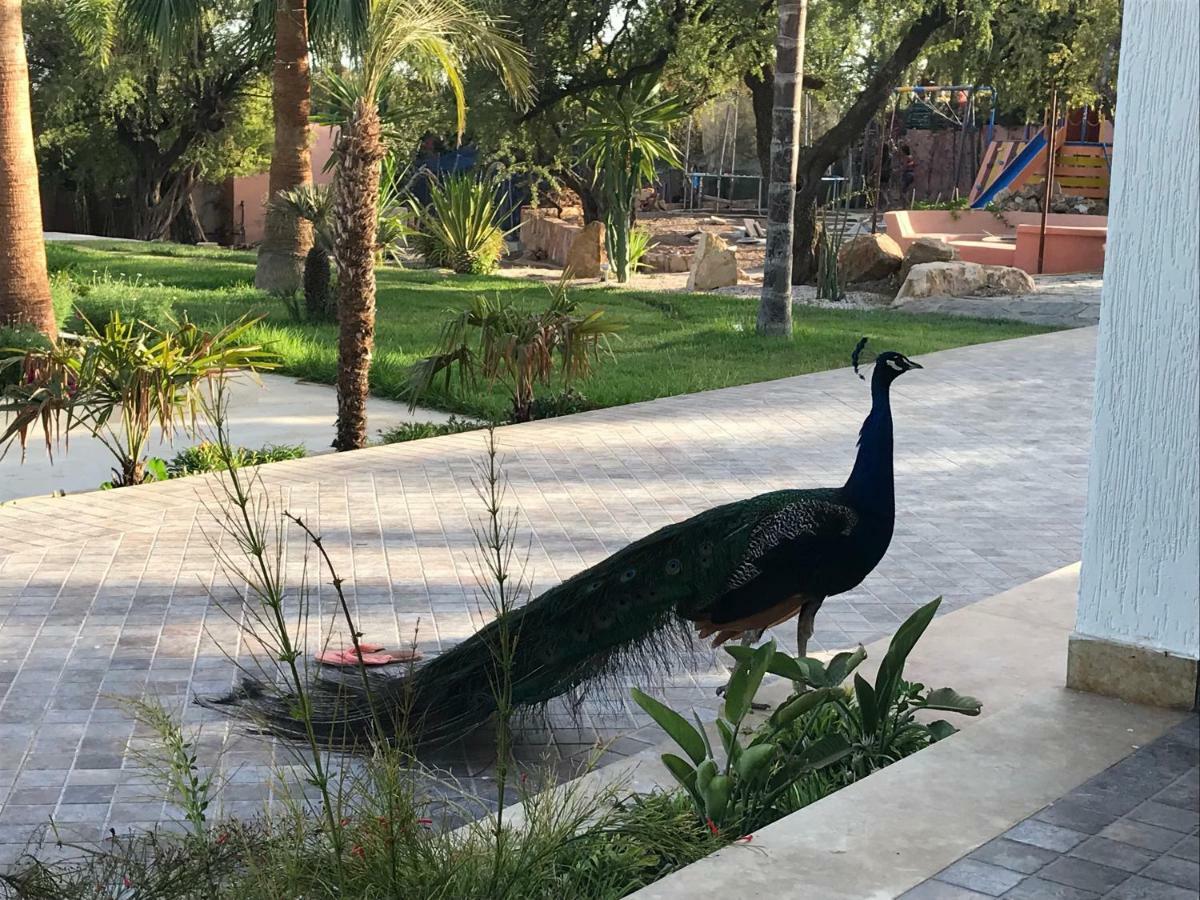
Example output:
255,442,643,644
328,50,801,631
1068,0,1200,708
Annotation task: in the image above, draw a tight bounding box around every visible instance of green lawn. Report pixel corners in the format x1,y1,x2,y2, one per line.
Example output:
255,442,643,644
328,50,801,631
45,241,1055,421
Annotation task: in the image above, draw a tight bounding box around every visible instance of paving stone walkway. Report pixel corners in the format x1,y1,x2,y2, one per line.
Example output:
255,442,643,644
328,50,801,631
0,327,1097,866
896,274,1102,327
904,716,1200,900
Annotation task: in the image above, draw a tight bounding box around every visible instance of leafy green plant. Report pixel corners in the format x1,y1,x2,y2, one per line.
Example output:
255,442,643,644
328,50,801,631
409,174,509,275
527,387,595,419
407,278,620,422
638,598,981,837
627,225,655,274
576,75,686,283
376,415,482,444
166,441,306,477
634,640,852,837
0,311,277,486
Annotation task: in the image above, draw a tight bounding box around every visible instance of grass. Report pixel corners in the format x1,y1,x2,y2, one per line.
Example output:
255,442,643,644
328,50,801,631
45,241,1056,421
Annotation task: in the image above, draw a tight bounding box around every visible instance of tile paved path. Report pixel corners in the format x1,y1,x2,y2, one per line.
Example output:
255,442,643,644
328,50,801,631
903,716,1199,900
0,327,1097,865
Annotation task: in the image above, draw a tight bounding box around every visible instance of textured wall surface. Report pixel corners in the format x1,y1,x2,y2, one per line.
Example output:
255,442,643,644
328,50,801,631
1076,0,1200,656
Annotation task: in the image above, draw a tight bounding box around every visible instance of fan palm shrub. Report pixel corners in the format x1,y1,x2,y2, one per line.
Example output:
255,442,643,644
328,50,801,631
313,0,531,451
409,174,508,274
267,155,411,321
576,76,686,283
0,312,277,486
407,278,619,422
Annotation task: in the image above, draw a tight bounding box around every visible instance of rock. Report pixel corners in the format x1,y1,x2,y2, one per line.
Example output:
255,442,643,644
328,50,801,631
899,236,958,282
894,261,1035,302
686,233,739,291
837,234,903,283
563,221,605,278
982,264,1036,295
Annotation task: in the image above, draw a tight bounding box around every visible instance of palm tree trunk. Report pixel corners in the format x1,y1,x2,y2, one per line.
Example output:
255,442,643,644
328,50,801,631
0,0,56,339
255,0,314,294
332,99,384,451
757,0,809,336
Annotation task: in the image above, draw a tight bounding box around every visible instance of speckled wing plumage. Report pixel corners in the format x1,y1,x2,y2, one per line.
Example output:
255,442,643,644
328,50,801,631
203,488,864,747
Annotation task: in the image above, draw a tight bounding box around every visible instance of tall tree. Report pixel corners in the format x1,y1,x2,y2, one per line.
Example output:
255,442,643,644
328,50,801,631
325,0,531,451
756,0,807,336
255,0,314,293
0,0,56,338
789,1,952,283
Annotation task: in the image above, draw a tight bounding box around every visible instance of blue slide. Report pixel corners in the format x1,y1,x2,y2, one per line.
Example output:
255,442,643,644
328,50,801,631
970,128,1047,209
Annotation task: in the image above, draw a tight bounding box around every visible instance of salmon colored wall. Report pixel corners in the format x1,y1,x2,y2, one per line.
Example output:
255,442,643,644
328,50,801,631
231,125,338,246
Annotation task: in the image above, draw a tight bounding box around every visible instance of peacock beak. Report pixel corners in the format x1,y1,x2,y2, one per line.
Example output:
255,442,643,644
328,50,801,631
906,359,923,370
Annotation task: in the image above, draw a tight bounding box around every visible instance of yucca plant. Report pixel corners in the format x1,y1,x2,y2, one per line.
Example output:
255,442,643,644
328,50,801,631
409,174,509,274
576,76,686,283
407,277,620,422
0,311,278,486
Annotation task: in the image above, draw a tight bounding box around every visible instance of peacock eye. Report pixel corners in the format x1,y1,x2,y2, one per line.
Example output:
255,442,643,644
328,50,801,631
620,568,636,583
665,559,681,575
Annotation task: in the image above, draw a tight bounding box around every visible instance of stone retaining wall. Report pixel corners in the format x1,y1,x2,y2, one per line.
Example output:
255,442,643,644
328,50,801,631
519,208,604,277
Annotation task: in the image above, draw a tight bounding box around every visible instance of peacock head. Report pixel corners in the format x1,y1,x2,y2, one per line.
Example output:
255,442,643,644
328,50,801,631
852,338,922,384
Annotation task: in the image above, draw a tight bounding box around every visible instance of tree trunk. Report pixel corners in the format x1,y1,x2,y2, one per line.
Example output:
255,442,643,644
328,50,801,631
744,65,775,181
332,99,384,452
255,0,313,294
757,0,809,336
790,2,952,284
0,0,56,339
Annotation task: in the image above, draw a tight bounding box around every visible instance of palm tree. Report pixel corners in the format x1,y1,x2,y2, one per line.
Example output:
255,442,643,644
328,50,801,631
324,0,530,451
757,0,809,337
576,76,685,283
254,0,315,294
0,0,57,339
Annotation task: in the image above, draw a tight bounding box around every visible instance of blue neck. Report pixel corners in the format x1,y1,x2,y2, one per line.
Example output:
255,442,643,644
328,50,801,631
842,371,895,512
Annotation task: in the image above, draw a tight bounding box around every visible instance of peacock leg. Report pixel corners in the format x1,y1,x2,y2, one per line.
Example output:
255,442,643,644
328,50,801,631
794,600,824,693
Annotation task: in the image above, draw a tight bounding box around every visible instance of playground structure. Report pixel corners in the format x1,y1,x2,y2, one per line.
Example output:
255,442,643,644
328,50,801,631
969,108,1114,209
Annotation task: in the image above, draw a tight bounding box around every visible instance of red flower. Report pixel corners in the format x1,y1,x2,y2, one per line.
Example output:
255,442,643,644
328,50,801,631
737,834,754,843
705,818,719,836
215,832,229,846
340,817,351,827
123,876,133,888
351,844,365,859
417,817,433,827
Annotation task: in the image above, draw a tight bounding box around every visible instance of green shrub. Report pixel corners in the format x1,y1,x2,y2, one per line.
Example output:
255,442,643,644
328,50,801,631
377,415,481,444
409,175,508,275
627,226,655,274
167,442,307,477
527,387,595,419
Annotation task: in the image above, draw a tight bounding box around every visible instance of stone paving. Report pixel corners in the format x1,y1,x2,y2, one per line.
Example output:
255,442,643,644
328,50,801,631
896,274,1102,327
904,716,1200,900
0,327,1097,865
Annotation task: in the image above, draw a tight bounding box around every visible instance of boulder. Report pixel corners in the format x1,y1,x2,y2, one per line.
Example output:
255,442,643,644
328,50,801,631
563,221,605,278
982,264,1036,295
900,236,958,282
837,234,903,283
894,261,1036,302
686,233,739,291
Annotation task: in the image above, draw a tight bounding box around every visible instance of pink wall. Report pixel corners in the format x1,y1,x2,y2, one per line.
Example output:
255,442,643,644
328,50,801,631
231,125,338,246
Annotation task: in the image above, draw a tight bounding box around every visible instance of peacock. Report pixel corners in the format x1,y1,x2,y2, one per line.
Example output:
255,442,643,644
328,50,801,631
203,340,922,747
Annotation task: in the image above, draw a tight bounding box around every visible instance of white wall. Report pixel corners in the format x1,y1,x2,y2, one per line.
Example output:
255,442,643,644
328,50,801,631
1075,0,1200,658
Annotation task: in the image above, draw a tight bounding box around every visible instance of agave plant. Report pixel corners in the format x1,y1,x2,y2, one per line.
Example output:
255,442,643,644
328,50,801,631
576,75,687,282
408,174,510,274
407,277,620,422
0,312,278,487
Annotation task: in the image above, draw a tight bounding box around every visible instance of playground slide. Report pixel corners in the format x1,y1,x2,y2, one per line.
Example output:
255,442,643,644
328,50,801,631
969,127,1048,208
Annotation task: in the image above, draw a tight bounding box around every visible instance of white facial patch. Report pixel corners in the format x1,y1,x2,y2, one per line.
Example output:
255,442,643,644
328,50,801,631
887,358,904,371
